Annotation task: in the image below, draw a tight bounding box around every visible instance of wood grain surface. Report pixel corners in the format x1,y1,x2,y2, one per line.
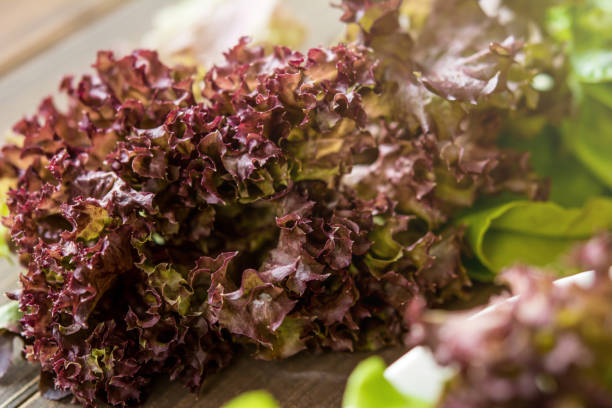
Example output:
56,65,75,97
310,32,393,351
0,0,129,76
0,360,40,408
0,0,174,136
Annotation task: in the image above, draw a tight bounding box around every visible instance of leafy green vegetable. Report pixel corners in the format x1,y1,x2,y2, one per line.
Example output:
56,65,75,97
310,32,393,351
500,126,608,207
562,97,612,189
343,357,430,408
3,0,612,405
222,391,280,408
460,0,612,279
2,0,567,404
583,82,612,109
572,50,612,83
547,1,612,80
460,197,612,275
547,1,612,189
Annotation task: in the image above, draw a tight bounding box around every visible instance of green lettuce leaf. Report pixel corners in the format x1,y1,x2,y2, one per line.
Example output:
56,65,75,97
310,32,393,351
342,357,431,408
222,391,280,408
582,82,612,109
459,197,612,275
562,97,612,190
572,50,612,83
547,1,612,189
500,126,608,207
547,0,612,82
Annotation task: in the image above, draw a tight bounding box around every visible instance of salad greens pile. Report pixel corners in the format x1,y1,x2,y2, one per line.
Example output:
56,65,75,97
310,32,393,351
0,0,610,406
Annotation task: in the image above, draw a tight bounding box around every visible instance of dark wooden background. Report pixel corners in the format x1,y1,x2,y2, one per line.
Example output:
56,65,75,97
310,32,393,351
0,1,404,406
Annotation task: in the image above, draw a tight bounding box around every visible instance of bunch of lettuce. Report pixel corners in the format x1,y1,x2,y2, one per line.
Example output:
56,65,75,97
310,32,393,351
0,0,608,406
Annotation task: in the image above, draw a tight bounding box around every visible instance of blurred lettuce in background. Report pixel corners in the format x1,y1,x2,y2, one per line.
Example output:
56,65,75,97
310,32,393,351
142,0,344,67
143,0,303,67
456,0,612,280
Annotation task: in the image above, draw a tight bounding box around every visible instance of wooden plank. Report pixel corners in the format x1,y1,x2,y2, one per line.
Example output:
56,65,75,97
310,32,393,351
0,360,39,408
0,0,128,76
20,347,406,408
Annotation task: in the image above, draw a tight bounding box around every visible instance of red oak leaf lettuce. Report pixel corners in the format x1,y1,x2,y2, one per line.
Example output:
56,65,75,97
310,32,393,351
0,0,567,405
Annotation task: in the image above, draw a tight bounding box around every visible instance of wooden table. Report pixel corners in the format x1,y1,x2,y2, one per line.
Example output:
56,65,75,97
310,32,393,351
0,1,404,407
